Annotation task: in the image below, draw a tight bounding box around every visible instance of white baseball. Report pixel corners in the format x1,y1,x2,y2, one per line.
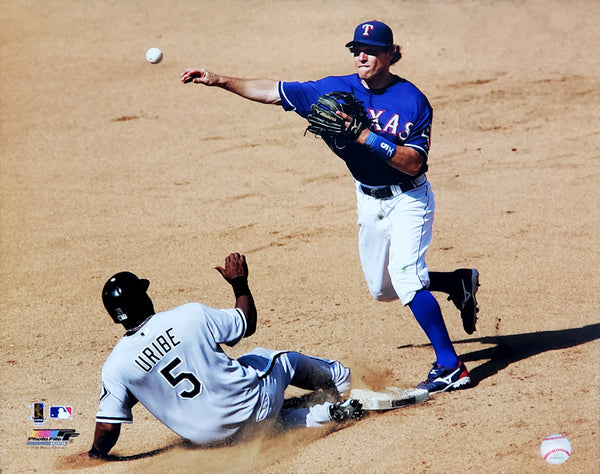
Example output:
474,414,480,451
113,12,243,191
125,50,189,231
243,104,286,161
145,47,163,64
540,434,571,464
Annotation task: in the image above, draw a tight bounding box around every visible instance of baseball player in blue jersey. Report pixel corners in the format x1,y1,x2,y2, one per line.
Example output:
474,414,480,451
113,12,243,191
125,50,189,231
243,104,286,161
181,20,479,393
87,253,363,459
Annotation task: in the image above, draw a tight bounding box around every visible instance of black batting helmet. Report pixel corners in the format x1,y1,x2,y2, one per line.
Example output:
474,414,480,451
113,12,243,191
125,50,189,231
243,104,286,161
102,271,154,326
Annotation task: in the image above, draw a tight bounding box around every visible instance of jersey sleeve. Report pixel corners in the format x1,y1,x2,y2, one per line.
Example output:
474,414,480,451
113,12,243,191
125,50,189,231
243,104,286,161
95,363,137,424
401,94,432,159
278,81,321,117
201,305,247,347
278,75,357,118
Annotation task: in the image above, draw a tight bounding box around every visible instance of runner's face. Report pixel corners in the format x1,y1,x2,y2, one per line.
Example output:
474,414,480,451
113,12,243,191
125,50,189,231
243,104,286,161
351,45,392,81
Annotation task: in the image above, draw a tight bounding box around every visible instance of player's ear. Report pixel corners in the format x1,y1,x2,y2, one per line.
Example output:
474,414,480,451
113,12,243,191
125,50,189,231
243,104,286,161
390,45,402,65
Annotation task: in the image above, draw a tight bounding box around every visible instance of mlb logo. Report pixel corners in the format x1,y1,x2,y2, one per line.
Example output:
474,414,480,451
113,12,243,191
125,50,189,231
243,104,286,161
49,406,72,419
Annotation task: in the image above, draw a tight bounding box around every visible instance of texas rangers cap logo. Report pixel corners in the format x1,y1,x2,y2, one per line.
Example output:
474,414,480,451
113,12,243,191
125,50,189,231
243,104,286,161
346,20,394,48
361,24,375,37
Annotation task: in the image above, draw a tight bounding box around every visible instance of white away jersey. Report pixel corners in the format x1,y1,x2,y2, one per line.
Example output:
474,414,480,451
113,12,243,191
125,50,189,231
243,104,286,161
95,303,261,444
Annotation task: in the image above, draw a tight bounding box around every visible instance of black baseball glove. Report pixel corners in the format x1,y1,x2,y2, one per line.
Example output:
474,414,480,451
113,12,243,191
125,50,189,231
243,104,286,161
305,91,370,142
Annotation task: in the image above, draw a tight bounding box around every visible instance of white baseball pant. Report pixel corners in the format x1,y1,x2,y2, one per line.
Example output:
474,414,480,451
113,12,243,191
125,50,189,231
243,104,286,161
355,179,434,305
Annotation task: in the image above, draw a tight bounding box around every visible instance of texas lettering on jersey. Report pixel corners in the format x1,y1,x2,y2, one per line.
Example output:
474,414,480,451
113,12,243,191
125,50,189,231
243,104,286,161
366,108,432,149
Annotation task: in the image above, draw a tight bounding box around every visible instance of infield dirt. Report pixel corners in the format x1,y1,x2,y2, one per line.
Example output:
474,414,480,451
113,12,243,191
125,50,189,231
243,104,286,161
1,1,598,473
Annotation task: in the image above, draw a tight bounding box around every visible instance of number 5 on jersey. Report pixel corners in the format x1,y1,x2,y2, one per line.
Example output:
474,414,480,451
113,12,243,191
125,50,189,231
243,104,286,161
160,357,202,399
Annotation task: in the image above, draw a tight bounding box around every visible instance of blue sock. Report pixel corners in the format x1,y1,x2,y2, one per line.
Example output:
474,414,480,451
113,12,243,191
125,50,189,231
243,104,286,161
409,289,459,368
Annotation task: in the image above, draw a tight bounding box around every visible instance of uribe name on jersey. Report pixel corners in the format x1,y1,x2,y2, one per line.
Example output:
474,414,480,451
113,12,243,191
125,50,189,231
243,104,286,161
133,327,180,372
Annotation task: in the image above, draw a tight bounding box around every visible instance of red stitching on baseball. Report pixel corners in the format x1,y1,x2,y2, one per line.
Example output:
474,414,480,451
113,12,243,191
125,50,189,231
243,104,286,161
544,448,570,460
544,435,566,441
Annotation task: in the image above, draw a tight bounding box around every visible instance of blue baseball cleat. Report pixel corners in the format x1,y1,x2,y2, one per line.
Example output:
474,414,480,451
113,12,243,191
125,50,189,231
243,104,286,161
417,361,471,393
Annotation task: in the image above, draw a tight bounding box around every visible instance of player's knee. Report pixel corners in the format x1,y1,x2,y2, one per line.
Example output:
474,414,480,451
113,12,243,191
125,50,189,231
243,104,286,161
334,364,351,395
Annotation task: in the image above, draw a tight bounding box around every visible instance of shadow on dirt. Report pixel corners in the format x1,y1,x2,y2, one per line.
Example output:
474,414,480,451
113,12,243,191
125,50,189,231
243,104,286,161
457,323,600,386
398,323,600,387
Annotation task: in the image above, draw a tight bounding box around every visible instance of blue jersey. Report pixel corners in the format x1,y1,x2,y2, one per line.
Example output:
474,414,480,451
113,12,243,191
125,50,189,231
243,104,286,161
279,74,432,186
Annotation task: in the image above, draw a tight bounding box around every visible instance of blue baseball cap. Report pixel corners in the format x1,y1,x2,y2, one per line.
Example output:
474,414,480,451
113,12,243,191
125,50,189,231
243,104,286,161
345,20,394,48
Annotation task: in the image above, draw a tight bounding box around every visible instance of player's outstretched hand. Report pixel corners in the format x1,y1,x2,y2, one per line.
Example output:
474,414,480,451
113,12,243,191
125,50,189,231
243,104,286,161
215,253,248,283
181,68,213,85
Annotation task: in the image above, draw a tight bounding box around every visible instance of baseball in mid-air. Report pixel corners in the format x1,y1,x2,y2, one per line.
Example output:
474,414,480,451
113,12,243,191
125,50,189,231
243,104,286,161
146,47,163,64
